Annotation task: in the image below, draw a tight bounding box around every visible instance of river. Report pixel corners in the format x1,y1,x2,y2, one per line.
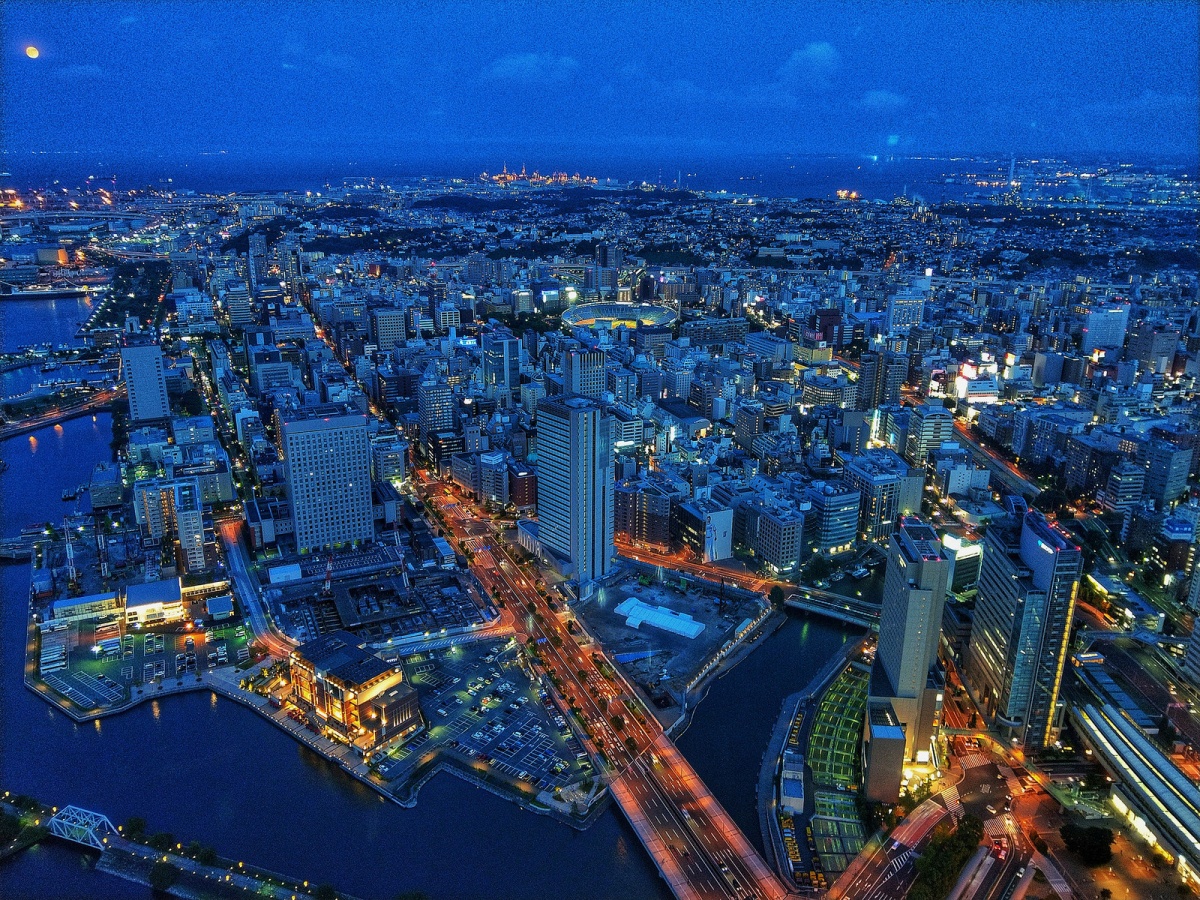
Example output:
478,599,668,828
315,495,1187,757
0,413,859,900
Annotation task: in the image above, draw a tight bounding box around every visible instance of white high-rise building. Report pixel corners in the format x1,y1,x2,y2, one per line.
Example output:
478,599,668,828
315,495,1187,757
562,349,606,399
1079,299,1131,353
281,409,373,554
121,342,171,423
885,283,928,335
536,396,614,590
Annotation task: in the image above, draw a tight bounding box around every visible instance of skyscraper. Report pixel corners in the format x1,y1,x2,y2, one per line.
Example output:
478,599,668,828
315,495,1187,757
857,350,907,411
280,409,373,554
965,500,1082,750
904,403,956,466
120,342,171,423
417,377,454,442
864,515,951,803
562,349,606,399
536,396,614,591
482,332,522,398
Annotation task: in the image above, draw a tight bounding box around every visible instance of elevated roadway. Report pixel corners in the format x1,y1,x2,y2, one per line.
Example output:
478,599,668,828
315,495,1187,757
419,473,791,900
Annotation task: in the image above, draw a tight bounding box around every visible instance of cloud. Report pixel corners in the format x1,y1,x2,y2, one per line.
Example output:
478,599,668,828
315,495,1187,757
486,53,579,84
54,64,105,80
779,42,840,86
314,51,354,71
859,90,908,111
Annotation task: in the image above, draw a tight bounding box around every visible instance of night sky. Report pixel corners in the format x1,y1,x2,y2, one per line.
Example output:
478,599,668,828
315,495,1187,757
3,1,1197,173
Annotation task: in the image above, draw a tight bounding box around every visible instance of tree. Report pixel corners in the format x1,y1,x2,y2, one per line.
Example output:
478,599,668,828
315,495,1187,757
1060,822,1114,866
769,585,786,608
123,816,147,840
147,832,176,852
314,884,338,900
148,861,179,892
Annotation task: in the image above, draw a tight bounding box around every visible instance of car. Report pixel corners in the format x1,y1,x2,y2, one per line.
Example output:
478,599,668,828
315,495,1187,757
986,805,997,815
437,708,448,716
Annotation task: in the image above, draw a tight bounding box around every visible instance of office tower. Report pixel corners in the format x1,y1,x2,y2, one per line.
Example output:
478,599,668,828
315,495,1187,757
120,342,171,423
562,349,606,399
482,332,522,397
1078,299,1131,353
1139,439,1193,509
281,410,373,554
965,501,1082,750
873,517,951,762
734,400,765,451
133,477,207,574
885,286,926,335
417,377,454,441
371,307,408,352
595,243,622,269
857,350,907,411
247,232,268,292
536,396,614,590
803,480,861,558
224,280,254,328
843,450,924,544
1100,461,1146,516
904,403,956,466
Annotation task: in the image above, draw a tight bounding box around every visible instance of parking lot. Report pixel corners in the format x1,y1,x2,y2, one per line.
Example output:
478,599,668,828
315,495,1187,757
369,639,593,797
41,617,254,710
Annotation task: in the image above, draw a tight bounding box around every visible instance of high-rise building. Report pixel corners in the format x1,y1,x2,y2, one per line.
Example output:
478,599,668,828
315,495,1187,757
803,480,861,558
280,409,373,554
482,332,522,397
417,378,454,442
885,284,927,335
843,450,924,544
562,349,606,399
371,307,408,352
904,403,956,466
536,396,614,590
1139,439,1193,510
872,517,951,763
1078,299,1131,353
965,501,1082,750
133,476,207,574
734,400,765,451
857,350,907,411
120,342,171,423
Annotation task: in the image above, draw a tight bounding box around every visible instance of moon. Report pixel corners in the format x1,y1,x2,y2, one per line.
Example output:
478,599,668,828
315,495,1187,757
25,46,40,59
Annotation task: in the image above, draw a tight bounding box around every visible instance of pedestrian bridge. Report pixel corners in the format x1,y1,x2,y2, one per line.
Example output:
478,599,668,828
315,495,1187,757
48,806,117,850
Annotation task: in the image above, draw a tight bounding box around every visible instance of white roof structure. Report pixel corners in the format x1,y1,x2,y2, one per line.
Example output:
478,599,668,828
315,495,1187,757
614,598,705,640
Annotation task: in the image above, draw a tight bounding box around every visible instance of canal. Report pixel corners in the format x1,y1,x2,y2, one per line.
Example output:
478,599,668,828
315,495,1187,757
0,413,858,900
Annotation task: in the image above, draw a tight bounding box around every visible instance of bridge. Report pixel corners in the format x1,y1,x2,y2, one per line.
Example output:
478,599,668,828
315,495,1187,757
785,590,880,629
0,386,122,441
47,806,117,850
